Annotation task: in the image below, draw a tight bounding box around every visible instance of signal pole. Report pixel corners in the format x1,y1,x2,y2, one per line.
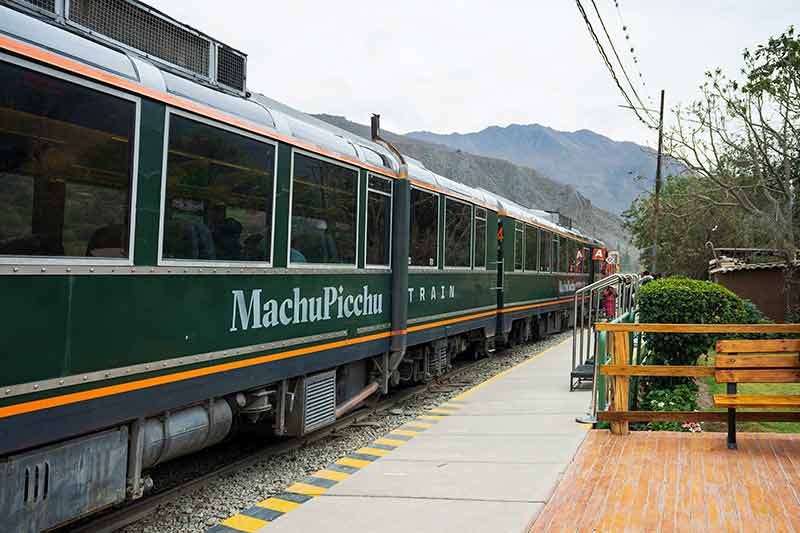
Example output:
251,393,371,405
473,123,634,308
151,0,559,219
652,89,665,273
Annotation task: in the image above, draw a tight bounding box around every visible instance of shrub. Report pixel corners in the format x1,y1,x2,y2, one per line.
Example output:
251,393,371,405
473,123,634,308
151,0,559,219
638,278,751,366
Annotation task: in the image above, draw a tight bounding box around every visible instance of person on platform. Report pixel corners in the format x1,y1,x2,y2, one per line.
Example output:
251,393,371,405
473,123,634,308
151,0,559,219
640,270,654,285
602,284,617,319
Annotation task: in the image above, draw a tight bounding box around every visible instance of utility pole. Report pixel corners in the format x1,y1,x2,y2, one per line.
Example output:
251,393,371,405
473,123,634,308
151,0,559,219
652,89,665,273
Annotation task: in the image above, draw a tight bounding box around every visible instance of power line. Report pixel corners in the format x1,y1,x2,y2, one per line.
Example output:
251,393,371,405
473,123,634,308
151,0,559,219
574,0,656,130
588,0,657,126
612,0,655,106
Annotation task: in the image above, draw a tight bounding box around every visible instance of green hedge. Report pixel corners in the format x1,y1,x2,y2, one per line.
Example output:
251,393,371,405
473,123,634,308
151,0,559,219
638,278,750,365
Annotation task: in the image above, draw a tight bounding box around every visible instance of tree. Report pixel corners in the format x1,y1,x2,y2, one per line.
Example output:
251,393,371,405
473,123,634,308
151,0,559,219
655,27,799,316
623,174,771,278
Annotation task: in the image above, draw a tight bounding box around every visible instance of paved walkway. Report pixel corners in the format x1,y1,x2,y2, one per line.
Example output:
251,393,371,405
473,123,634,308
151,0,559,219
532,430,800,532
258,338,591,533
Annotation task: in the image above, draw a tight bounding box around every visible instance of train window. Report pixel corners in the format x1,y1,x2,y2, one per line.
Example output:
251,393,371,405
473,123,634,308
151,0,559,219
291,153,357,265
444,198,471,268
560,238,568,272
513,221,524,271
473,207,487,268
525,224,538,271
551,234,560,272
0,61,136,260
162,114,275,264
562,239,575,272
409,187,438,267
539,229,551,272
366,174,392,267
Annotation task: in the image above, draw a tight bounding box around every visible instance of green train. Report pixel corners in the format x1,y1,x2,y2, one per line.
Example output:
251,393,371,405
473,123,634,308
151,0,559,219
0,1,606,529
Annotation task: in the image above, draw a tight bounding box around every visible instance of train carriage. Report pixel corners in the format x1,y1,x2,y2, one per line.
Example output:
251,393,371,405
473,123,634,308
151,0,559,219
0,1,606,530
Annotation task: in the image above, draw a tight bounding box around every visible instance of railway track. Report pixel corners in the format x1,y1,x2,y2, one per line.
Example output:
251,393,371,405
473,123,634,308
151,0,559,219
64,359,486,533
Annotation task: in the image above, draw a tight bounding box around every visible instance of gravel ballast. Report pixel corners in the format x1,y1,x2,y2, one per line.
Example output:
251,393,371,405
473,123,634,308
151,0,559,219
122,332,573,533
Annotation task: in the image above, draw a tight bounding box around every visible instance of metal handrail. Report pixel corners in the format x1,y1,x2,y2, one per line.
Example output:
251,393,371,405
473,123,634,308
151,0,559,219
572,273,639,424
571,273,639,373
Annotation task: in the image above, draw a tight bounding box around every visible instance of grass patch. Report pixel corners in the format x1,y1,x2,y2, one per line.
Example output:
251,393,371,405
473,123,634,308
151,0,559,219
698,352,800,433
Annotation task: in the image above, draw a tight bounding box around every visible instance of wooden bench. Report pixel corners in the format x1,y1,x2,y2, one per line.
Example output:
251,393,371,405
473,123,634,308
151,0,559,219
713,339,800,449
593,323,800,445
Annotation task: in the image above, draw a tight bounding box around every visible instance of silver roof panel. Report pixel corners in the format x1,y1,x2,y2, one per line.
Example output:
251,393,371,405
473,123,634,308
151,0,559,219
163,71,275,129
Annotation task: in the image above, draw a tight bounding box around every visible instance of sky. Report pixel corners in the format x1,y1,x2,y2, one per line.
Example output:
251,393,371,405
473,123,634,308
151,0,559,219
148,0,798,147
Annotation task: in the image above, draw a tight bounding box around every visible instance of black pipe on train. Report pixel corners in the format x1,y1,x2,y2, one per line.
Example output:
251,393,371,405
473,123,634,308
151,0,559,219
372,114,409,392
390,165,410,367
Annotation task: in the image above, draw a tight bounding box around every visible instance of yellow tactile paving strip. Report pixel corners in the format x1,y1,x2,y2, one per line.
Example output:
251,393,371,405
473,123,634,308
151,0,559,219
207,343,560,532
206,401,464,532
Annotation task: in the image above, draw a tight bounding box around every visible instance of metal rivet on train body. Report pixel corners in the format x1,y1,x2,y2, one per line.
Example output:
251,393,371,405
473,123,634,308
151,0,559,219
83,376,88,381
66,268,71,273
59,380,64,385
105,373,110,378
150,268,155,273
131,268,136,273
33,384,38,389
41,267,46,272
90,268,95,273
4,389,9,395
12,267,18,272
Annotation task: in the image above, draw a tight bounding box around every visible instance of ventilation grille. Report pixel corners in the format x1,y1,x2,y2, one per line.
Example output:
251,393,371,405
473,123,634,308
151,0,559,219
15,0,56,12
303,371,336,434
68,0,211,76
11,0,252,93
217,46,246,92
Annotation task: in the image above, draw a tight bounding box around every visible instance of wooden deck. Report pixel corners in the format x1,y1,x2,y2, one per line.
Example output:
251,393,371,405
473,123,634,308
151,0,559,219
530,430,800,532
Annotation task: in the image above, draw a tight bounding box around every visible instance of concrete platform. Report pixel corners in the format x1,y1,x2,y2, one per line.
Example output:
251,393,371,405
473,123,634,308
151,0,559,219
258,338,591,533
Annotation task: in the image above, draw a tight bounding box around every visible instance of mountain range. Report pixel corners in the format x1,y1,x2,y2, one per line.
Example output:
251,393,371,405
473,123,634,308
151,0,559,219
407,124,676,214
314,114,638,268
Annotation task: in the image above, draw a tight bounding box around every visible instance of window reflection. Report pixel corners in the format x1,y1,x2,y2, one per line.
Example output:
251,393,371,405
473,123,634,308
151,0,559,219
162,115,274,263
514,222,524,271
474,208,486,269
539,230,551,272
291,153,357,265
366,175,391,266
525,224,538,271
551,235,560,272
0,61,135,259
409,188,439,267
445,198,471,268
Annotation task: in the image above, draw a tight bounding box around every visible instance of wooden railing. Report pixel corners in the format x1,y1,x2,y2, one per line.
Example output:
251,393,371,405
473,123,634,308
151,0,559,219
594,323,800,435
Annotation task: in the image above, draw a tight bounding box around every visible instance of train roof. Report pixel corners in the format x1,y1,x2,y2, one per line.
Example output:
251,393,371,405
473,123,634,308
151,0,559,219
0,0,599,245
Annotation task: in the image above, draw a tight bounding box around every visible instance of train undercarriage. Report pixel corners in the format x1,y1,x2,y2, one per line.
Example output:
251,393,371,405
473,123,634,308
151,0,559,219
1,310,569,531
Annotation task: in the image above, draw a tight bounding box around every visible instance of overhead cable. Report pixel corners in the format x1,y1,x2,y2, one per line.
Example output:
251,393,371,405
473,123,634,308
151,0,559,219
589,0,657,125
574,0,657,130
612,0,655,106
